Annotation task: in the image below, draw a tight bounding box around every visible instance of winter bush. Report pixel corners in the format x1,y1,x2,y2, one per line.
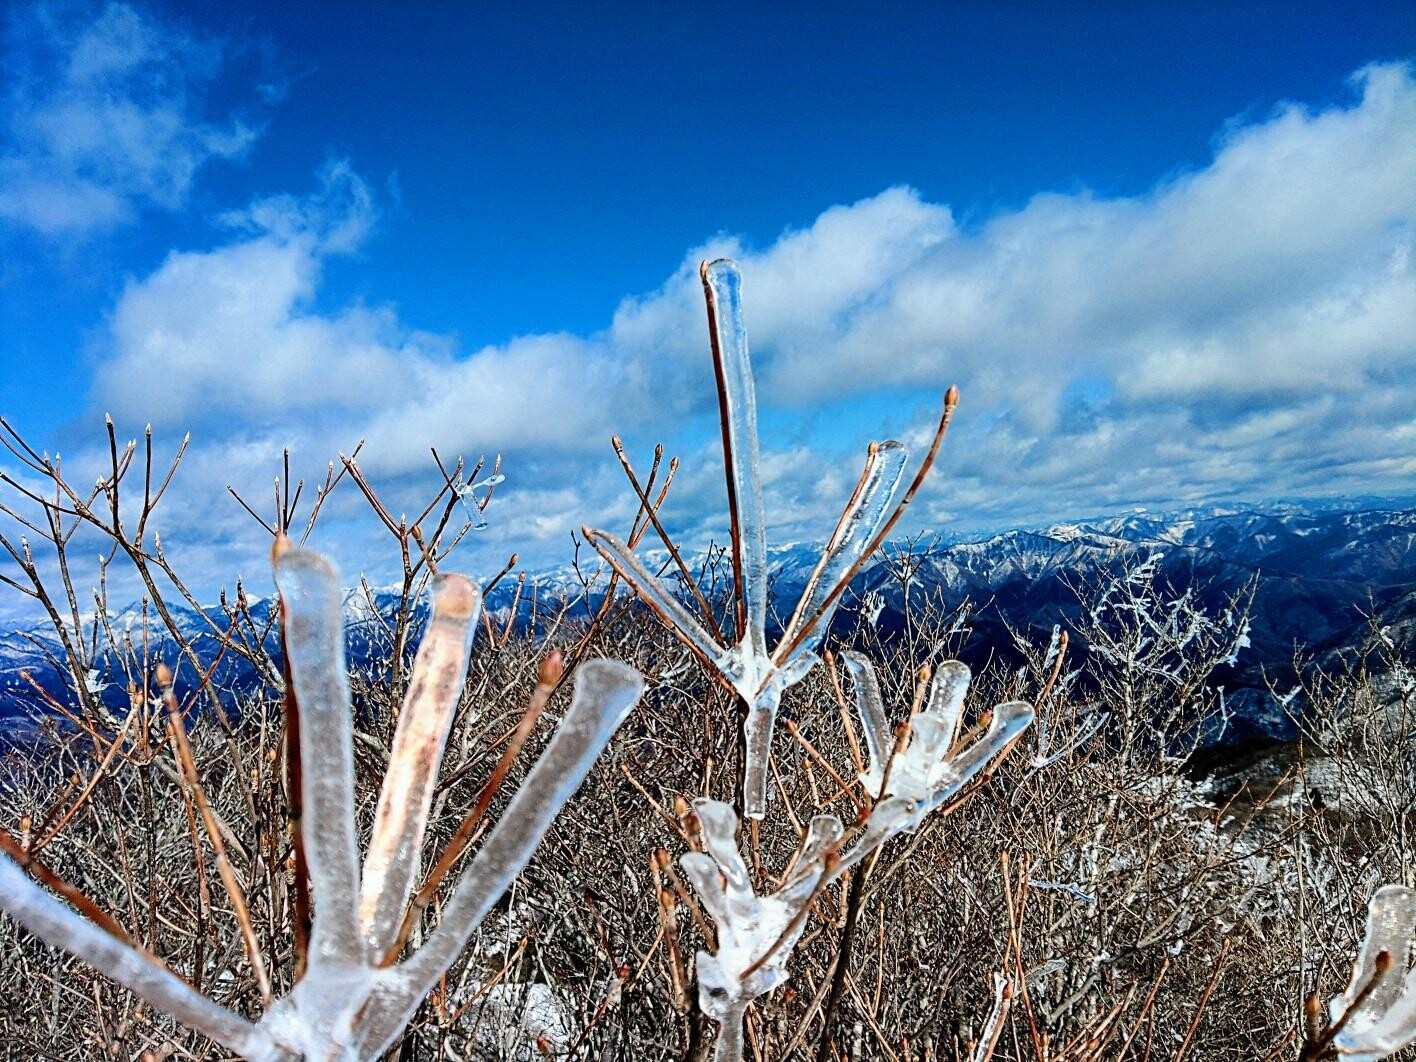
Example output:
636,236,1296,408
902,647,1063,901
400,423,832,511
0,260,1412,1060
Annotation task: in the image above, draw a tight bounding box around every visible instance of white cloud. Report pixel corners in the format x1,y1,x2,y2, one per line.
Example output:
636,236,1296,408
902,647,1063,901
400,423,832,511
732,64,1416,412
0,1,258,235
97,160,421,422
92,160,678,471
81,61,1416,579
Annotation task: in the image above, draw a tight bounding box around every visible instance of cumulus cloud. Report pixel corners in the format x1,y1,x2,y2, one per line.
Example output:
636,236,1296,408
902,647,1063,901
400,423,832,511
82,61,1416,581
0,1,258,235
97,160,417,421
92,161,681,472
728,65,1416,412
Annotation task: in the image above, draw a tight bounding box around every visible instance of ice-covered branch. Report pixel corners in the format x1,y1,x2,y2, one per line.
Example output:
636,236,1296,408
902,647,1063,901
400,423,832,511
356,659,645,1056
842,651,1034,830
1,546,645,1060
0,854,281,1059
702,259,769,670
1311,884,1416,1060
359,573,481,959
586,258,929,819
274,550,364,970
681,780,968,1062
681,799,843,1062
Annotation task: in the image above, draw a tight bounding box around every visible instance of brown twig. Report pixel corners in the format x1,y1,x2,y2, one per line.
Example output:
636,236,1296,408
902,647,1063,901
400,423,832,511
157,663,272,1005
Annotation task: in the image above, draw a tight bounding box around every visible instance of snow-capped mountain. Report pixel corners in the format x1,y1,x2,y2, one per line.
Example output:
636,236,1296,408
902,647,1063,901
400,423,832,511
4,504,1413,746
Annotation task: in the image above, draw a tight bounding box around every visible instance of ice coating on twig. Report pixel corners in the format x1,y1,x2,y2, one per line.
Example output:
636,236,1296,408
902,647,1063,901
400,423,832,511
359,573,482,958
275,550,365,969
775,440,910,670
0,546,645,1060
1329,884,1416,1060
586,259,910,819
682,799,843,1062
679,654,1027,1061
679,794,920,1061
355,659,645,1056
1029,711,1106,772
842,651,1034,831
703,260,769,670
0,855,281,1059
583,528,726,668
971,972,1012,1062
453,470,505,530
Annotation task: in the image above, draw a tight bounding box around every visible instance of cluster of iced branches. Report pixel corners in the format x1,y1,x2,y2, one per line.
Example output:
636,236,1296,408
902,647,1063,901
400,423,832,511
4,256,1400,1062
682,650,1033,1061
0,547,644,1059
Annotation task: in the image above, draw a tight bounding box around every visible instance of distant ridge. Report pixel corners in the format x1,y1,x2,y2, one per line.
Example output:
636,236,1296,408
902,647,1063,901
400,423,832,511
4,503,1414,745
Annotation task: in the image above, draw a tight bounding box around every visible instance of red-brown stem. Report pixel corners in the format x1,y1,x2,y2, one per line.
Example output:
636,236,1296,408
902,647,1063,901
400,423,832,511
384,652,562,964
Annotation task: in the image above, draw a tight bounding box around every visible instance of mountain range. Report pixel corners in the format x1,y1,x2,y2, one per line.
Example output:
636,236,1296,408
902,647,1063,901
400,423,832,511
4,503,1413,749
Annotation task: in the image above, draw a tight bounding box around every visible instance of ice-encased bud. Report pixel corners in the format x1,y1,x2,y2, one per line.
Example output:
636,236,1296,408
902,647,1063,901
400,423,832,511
843,651,1032,831
1330,884,1416,1060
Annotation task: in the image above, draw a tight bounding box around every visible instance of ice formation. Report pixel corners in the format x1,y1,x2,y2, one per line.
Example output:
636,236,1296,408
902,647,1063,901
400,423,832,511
971,972,1011,1061
1325,884,1416,1060
841,651,1034,830
587,258,911,819
683,657,1031,1061
453,470,505,530
682,796,915,1062
0,547,645,1060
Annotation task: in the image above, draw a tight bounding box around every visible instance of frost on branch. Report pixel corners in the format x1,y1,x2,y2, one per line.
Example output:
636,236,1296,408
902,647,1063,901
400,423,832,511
587,258,951,819
1308,884,1416,1061
0,547,645,1061
842,651,1034,831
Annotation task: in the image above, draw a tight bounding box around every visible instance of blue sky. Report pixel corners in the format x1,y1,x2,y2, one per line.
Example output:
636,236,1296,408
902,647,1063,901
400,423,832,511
1,1,1414,603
